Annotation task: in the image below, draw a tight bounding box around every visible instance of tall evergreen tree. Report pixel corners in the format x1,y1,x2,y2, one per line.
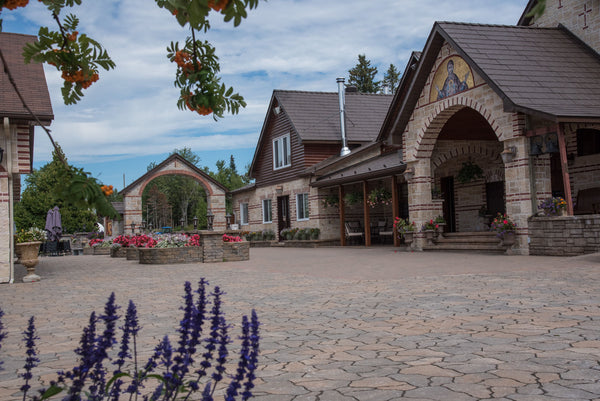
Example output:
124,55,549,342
382,64,401,94
348,54,381,93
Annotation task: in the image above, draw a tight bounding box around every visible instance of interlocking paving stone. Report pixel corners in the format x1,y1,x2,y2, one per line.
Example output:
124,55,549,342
0,248,599,400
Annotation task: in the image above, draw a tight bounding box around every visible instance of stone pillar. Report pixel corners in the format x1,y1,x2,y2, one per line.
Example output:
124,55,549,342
0,172,11,283
406,159,436,250
124,195,143,234
200,231,224,263
208,193,227,231
503,136,535,254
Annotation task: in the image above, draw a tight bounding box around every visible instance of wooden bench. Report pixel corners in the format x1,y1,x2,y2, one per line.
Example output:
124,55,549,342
574,187,600,215
345,221,364,245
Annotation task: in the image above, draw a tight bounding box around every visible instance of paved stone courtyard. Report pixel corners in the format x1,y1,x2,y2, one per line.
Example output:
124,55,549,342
0,247,599,400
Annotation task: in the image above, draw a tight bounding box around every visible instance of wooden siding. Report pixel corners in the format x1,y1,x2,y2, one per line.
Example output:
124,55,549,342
253,110,307,188
303,143,340,167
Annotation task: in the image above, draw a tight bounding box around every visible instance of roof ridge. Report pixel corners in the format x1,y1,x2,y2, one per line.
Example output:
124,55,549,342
437,21,559,30
274,89,392,96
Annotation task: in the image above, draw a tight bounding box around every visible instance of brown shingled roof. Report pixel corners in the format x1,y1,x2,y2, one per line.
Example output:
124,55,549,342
437,22,600,120
274,90,392,143
0,32,53,123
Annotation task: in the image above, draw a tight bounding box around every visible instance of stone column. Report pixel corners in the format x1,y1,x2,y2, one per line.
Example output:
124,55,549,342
406,159,436,250
503,136,535,254
201,231,224,263
124,195,143,234
208,193,227,231
0,172,10,283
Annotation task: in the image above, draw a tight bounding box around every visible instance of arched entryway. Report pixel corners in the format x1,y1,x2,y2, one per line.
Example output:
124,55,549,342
430,107,504,233
119,154,228,234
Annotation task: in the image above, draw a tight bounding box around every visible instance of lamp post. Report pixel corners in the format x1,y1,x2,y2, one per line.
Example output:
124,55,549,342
225,213,232,230
206,209,214,231
180,217,185,231
193,216,198,230
130,222,136,235
141,220,146,233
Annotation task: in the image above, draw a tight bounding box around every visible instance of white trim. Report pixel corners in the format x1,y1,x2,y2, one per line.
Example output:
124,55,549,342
296,193,309,221
240,202,249,225
262,199,272,224
273,133,291,170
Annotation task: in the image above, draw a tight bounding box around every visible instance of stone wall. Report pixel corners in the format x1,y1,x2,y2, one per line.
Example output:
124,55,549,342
138,247,204,264
528,214,600,256
223,242,249,262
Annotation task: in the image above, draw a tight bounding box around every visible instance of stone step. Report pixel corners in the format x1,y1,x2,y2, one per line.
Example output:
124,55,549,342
424,231,506,254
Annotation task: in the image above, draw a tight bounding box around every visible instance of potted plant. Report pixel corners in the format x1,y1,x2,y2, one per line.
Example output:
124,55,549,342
14,227,46,282
310,227,320,240
490,213,517,246
420,219,439,245
393,217,416,247
538,197,567,216
322,194,339,209
456,161,484,184
434,215,446,237
367,187,392,208
344,191,363,206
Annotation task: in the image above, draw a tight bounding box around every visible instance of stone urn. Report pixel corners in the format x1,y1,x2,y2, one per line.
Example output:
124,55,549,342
436,223,446,238
402,231,414,247
15,241,42,283
423,230,436,246
500,232,516,247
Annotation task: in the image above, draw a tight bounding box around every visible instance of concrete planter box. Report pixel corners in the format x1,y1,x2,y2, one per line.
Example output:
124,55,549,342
249,240,277,248
93,247,111,255
110,247,127,258
83,247,94,255
138,247,204,264
223,242,250,261
126,247,139,260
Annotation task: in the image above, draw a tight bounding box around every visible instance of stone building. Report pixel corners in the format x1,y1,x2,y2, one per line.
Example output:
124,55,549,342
235,0,600,254
231,88,392,241
0,33,53,282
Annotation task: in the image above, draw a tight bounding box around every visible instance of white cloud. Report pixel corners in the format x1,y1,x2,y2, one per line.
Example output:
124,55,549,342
6,0,528,186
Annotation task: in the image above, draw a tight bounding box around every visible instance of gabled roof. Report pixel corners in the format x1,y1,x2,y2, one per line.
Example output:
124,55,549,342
248,88,392,176
385,22,600,141
121,153,228,195
0,33,53,123
274,90,392,143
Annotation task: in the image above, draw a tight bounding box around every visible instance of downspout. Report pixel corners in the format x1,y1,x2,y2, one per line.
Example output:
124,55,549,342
337,78,351,157
4,117,14,283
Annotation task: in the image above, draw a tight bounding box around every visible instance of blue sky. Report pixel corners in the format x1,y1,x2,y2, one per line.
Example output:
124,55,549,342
4,0,528,190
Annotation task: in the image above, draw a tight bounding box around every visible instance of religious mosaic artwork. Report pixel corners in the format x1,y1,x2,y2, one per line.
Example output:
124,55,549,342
430,56,474,102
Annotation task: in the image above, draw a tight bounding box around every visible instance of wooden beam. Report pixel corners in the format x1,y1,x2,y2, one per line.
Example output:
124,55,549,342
338,185,346,246
557,123,574,215
363,180,371,247
392,175,400,247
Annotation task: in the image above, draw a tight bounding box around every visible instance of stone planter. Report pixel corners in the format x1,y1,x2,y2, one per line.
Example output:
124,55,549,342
83,247,94,255
15,241,42,283
93,247,111,255
126,247,139,260
423,230,435,246
436,223,446,238
500,232,516,247
402,231,415,248
223,242,250,261
110,247,127,258
138,246,203,264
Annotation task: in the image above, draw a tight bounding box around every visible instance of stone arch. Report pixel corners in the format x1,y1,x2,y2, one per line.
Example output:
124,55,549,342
414,97,503,160
119,153,228,234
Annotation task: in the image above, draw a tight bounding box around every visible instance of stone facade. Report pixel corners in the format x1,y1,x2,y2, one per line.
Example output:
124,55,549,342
527,0,600,52
232,177,342,242
138,246,204,264
529,214,600,256
223,242,250,262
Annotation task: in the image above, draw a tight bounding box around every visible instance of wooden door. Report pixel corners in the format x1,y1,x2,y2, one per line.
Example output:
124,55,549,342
441,176,456,232
277,196,290,241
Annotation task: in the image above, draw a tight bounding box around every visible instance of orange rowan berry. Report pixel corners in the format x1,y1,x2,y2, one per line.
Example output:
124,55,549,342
207,0,229,12
2,0,29,10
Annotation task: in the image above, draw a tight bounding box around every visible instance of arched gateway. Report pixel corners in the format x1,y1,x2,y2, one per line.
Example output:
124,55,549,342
119,153,228,234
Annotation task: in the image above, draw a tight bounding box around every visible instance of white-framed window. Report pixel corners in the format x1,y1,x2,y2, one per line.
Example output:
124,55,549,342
273,134,291,170
296,193,309,221
240,203,249,225
262,199,272,224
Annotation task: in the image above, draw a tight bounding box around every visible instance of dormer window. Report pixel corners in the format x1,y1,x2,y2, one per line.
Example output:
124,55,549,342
273,134,291,170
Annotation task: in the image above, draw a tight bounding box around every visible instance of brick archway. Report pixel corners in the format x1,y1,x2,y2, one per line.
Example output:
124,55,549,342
120,153,228,233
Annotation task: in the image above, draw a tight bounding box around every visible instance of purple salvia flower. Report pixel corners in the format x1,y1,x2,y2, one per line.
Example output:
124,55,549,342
20,316,40,400
201,382,213,401
63,311,99,401
0,308,6,371
211,315,230,384
224,315,250,400
242,310,260,401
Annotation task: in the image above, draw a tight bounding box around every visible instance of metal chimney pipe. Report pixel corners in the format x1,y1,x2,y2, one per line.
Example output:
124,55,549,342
337,77,351,157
